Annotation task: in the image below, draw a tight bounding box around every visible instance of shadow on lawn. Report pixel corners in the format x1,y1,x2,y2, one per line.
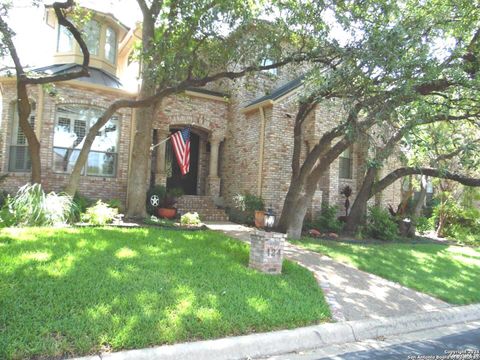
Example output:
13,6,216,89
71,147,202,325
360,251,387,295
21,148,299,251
299,238,479,305
0,228,329,360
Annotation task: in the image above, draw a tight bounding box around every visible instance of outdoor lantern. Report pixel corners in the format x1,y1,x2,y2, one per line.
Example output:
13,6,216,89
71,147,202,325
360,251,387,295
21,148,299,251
264,207,276,230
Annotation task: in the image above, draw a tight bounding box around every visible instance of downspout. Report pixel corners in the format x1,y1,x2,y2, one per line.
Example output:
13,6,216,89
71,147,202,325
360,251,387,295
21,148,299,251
257,106,266,197
36,85,44,137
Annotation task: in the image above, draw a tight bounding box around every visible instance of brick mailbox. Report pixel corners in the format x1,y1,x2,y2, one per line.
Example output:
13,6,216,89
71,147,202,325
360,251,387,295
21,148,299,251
249,230,286,274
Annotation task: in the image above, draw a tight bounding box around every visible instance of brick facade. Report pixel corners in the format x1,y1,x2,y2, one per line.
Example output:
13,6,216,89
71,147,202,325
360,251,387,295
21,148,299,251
0,71,402,219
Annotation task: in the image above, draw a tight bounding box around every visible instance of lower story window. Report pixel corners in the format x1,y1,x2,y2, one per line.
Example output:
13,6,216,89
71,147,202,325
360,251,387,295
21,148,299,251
9,145,31,172
53,105,119,177
9,101,35,172
339,148,353,179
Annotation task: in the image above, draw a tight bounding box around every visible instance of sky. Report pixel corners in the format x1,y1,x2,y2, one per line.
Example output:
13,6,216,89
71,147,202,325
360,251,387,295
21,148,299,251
2,0,141,68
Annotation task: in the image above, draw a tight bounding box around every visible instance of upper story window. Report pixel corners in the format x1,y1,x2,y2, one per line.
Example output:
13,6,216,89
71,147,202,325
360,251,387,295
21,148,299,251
105,26,117,63
53,105,119,177
57,25,73,52
261,58,278,76
339,147,353,179
85,20,100,56
56,19,118,65
9,102,36,172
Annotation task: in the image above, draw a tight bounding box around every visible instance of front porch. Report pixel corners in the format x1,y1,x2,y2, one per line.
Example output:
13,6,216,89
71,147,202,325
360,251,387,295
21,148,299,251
151,126,223,199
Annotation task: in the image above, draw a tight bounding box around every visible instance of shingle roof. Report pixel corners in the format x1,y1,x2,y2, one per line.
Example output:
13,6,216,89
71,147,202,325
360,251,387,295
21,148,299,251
30,63,123,89
246,75,305,108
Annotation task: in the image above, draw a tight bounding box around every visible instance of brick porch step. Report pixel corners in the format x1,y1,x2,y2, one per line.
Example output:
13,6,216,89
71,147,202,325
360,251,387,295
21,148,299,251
177,195,229,222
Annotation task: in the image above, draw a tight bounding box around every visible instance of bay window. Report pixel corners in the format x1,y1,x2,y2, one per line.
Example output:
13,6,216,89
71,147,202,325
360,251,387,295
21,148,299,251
53,105,119,177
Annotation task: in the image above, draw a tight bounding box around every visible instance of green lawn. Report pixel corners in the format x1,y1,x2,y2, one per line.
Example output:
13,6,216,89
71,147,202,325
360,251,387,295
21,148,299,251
0,227,329,360
293,238,480,305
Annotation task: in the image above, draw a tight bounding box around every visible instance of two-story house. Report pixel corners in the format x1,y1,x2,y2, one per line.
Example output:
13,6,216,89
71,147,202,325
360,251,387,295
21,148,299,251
0,4,402,220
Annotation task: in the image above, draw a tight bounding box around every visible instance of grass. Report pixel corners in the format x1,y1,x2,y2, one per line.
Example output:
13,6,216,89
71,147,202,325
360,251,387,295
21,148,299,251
292,238,480,305
0,227,330,360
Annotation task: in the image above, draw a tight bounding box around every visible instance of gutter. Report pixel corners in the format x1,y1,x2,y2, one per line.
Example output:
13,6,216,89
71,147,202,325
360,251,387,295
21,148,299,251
257,106,266,197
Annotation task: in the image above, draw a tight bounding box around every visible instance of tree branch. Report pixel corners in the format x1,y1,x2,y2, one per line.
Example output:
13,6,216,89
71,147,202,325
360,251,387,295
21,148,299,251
373,167,480,196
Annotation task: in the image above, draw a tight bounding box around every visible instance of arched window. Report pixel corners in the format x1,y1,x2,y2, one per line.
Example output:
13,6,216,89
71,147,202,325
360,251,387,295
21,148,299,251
53,105,119,177
9,102,36,172
105,26,117,63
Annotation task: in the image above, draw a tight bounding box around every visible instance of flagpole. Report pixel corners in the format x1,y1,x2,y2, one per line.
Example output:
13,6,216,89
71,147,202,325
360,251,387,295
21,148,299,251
150,135,171,151
150,123,194,151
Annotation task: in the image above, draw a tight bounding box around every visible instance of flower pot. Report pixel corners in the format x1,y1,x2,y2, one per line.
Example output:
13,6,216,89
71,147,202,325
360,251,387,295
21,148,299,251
254,210,265,228
158,208,177,219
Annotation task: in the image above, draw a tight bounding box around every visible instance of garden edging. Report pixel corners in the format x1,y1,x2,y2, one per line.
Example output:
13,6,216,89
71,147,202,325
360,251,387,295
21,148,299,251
69,304,480,360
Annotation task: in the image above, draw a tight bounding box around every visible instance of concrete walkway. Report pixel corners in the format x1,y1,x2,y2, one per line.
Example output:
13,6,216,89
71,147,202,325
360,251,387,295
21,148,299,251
205,221,450,322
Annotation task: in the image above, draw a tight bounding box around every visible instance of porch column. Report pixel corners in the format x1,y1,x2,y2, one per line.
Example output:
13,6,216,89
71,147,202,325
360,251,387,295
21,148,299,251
207,136,222,197
155,128,170,186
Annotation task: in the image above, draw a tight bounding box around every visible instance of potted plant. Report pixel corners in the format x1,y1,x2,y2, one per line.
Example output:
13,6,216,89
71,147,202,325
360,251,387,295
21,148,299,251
158,187,184,219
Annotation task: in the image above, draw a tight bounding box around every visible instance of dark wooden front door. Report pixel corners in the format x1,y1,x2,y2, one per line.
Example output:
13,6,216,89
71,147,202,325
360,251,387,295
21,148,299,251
166,131,199,195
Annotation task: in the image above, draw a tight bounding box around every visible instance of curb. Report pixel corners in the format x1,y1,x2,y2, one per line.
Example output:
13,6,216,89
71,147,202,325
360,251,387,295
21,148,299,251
70,304,480,360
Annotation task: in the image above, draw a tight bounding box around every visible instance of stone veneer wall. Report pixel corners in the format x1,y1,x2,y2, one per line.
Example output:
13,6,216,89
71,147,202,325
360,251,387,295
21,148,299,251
0,82,133,205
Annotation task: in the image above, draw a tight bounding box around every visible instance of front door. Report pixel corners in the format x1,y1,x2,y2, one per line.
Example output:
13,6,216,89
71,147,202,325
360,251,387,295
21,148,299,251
166,130,199,195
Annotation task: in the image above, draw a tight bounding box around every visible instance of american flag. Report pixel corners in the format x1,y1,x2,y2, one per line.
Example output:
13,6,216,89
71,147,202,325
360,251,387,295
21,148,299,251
171,128,190,176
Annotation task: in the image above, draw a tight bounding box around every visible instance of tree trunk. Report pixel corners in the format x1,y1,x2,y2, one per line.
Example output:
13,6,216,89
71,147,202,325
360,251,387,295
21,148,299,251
277,179,303,232
287,189,314,239
345,167,377,233
286,194,311,239
126,103,155,218
413,175,427,217
17,83,42,184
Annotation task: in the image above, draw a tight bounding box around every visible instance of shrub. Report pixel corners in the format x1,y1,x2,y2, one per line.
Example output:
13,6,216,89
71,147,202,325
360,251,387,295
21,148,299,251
366,206,399,241
107,199,123,212
82,200,119,225
232,192,264,224
308,205,343,233
144,215,176,227
71,193,93,221
180,212,202,226
1,183,75,227
227,207,250,224
414,216,431,234
0,190,9,208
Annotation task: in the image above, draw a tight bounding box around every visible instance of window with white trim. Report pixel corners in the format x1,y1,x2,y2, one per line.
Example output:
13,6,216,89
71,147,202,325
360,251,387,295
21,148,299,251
57,25,73,52
9,102,36,172
53,105,119,177
84,20,100,56
105,26,117,63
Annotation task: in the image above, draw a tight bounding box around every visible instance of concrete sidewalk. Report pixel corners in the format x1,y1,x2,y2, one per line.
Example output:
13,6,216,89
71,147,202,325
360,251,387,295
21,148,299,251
205,221,450,322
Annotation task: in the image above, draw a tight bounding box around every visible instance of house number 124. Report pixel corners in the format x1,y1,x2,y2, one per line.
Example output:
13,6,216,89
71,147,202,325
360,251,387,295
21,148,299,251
267,248,281,257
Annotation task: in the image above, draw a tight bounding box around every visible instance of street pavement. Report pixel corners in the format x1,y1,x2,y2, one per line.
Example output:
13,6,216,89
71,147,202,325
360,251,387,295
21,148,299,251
260,320,480,360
